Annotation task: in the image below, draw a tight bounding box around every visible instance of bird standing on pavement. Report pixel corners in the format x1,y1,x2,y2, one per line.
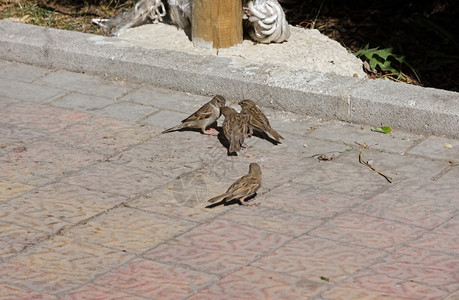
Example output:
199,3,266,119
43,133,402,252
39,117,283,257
239,99,284,142
208,163,262,205
162,95,226,135
221,106,249,154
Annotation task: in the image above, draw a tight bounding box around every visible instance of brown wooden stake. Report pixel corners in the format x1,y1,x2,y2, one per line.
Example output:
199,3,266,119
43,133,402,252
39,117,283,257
192,0,243,49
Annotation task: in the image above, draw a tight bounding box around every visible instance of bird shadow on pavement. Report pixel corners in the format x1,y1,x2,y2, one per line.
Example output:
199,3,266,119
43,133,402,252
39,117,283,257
204,193,258,208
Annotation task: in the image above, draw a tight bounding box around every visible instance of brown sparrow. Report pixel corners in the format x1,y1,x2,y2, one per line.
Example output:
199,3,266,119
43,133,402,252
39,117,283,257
208,163,262,205
162,95,226,135
221,106,249,154
239,99,283,142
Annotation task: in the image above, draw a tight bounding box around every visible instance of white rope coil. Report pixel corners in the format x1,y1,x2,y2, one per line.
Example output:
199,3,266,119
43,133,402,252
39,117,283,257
246,0,290,43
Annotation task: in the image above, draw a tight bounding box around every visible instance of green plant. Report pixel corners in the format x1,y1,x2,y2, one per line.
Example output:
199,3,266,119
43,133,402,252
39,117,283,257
354,44,420,83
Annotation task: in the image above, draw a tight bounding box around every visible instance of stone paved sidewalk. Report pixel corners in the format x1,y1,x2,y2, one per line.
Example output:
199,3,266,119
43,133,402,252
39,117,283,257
0,59,458,299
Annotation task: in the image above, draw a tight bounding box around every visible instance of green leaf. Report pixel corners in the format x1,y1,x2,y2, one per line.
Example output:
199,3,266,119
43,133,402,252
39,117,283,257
320,276,330,282
371,126,392,134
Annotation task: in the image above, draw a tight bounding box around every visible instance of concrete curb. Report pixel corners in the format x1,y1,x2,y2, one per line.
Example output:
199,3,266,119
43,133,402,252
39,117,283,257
1,20,458,138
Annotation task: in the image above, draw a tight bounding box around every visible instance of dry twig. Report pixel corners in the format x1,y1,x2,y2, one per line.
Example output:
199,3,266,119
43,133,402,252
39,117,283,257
356,142,393,183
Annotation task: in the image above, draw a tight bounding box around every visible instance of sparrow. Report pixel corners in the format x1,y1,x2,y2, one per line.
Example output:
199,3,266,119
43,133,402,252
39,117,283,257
162,95,226,135
238,99,284,142
208,163,262,205
221,106,249,154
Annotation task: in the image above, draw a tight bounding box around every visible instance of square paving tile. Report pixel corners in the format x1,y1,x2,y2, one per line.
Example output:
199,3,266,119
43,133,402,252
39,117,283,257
353,178,459,229
62,284,144,300
0,236,135,294
51,115,156,155
129,170,234,223
0,283,56,300
0,101,90,133
252,236,386,283
220,206,322,236
0,141,104,185
66,207,197,253
0,183,127,233
309,212,426,250
51,92,115,112
322,269,448,299
0,180,35,202
0,123,48,153
121,85,210,113
93,259,217,298
144,219,290,275
189,266,326,300
261,181,362,218
95,101,158,121
0,59,51,83
35,70,139,99
369,246,459,292
0,223,48,259
307,119,422,154
62,162,170,198
0,78,66,103
408,215,459,256
108,131,210,179
408,135,459,161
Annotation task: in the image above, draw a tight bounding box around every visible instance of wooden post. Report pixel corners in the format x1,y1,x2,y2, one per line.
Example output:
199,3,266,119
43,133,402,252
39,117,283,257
192,0,243,49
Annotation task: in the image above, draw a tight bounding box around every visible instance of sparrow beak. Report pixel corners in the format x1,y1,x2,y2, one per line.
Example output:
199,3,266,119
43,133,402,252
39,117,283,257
238,101,243,105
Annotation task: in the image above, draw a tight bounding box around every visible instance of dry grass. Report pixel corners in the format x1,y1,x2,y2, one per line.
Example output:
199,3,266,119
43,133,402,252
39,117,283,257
0,0,134,34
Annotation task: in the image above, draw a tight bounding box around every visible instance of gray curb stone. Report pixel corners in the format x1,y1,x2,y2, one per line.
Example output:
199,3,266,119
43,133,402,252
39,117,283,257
1,20,458,138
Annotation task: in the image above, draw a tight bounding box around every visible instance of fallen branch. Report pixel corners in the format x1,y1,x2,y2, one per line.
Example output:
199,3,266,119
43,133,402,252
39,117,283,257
357,142,393,183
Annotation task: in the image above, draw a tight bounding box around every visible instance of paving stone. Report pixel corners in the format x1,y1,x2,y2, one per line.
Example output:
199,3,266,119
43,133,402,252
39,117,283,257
220,206,322,236
0,77,66,103
257,107,329,137
0,283,56,300
0,223,48,259
308,212,426,250
65,207,196,253
292,148,447,198
0,96,20,111
252,236,386,283
129,170,234,223
0,236,135,294
109,131,208,178
0,124,48,153
0,180,35,202
144,219,291,275
0,59,51,83
51,92,115,112
408,135,459,161
307,119,423,154
0,141,104,185
51,114,155,155
353,178,459,229
62,284,144,300
408,215,459,256
0,183,127,233
35,70,139,99
140,109,189,130
94,258,217,298
61,162,170,198
0,101,90,133
369,247,459,292
444,290,459,300
189,266,326,299
95,101,158,121
121,85,210,113
436,164,459,184
321,269,449,299
260,181,362,219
